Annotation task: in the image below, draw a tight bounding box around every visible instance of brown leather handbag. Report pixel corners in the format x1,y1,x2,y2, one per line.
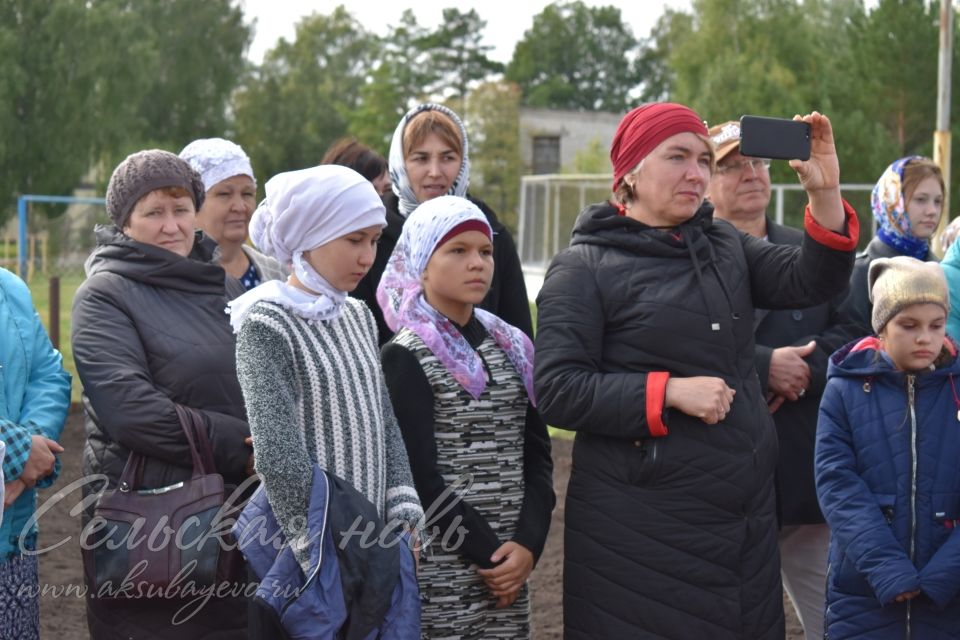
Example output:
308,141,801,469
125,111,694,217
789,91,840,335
81,405,245,599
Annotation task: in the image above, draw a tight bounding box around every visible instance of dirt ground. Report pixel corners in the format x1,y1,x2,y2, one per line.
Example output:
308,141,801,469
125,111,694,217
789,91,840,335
35,409,801,639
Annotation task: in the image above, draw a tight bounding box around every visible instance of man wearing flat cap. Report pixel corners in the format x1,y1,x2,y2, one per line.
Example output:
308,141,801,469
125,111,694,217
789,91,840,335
706,120,859,640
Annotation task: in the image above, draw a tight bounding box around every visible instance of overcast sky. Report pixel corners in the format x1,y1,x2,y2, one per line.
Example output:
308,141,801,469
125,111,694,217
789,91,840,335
238,0,693,64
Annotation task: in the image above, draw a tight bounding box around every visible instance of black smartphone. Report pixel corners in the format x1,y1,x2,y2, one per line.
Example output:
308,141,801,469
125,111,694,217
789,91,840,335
738,115,811,161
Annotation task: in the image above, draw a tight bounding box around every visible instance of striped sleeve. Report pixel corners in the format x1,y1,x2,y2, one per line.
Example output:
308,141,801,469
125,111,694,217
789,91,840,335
379,370,424,530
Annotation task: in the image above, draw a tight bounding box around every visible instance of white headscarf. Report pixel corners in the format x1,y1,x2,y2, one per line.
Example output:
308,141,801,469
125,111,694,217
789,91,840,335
388,103,470,217
179,138,256,192
227,165,386,331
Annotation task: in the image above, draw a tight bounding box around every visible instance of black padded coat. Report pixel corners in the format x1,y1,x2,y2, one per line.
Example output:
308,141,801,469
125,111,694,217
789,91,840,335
534,202,856,639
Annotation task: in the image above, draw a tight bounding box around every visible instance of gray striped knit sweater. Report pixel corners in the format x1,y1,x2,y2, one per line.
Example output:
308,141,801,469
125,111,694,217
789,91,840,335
236,297,423,568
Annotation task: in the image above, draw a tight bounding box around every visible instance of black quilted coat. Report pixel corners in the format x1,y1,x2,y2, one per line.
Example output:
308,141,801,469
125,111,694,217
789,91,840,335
534,202,855,639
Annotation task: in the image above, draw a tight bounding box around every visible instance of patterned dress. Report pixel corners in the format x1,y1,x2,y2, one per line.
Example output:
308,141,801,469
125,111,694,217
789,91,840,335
388,323,535,639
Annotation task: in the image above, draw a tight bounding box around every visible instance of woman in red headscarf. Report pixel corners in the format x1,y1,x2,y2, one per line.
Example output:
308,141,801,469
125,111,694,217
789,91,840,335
534,104,859,639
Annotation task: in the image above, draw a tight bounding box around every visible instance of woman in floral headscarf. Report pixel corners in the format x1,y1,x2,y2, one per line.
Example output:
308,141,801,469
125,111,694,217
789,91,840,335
351,103,532,345
840,156,944,336
379,195,554,639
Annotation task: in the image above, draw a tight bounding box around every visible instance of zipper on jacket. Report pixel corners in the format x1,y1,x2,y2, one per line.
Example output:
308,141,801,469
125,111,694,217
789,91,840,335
906,374,918,640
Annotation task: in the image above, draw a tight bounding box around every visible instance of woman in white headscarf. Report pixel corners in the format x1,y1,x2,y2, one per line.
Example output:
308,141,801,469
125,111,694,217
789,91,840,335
351,103,532,345
378,195,554,639
230,164,423,577
180,138,286,291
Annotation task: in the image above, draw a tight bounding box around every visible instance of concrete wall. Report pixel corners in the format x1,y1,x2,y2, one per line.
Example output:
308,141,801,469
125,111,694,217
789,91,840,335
518,107,621,174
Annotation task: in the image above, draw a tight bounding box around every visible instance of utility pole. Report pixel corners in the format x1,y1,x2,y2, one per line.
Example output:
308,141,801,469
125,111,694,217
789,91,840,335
935,0,953,237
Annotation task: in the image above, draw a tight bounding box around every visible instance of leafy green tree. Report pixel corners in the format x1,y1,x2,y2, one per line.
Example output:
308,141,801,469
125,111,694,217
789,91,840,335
465,81,522,232
233,6,378,185
0,0,251,225
347,10,434,150
102,0,250,151
420,9,503,118
505,1,642,112
567,138,608,174
0,0,104,218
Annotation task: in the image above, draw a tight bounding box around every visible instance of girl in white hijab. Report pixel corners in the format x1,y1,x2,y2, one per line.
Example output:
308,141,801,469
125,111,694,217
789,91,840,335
230,166,423,617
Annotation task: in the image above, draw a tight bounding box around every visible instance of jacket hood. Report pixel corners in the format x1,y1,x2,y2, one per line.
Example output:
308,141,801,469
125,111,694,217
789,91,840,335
828,335,960,380
570,201,716,257
84,224,227,294
569,200,740,334
943,232,960,269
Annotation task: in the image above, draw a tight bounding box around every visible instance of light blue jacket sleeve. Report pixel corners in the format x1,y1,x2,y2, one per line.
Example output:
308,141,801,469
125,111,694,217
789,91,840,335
0,269,71,485
941,240,960,341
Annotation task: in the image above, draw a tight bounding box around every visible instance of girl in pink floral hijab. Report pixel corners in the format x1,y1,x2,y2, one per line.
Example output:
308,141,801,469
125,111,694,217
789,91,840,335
378,195,553,638
377,195,534,401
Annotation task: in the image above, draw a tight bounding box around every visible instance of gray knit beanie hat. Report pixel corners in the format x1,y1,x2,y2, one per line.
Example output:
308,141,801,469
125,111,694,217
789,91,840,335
868,256,949,333
106,149,206,229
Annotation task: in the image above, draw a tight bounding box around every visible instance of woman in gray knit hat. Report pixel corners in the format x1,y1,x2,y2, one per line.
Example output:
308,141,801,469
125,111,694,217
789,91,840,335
72,149,252,639
180,138,286,291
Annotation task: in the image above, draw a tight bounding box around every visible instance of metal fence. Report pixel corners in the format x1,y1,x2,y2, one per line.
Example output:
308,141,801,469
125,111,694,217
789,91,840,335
10,194,108,402
518,173,876,270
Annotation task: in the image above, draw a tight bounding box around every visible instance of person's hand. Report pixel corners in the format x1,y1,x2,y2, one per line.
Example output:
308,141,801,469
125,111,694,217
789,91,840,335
493,591,519,609
4,479,26,508
664,377,736,425
894,590,921,603
244,436,256,476
790,112,845,232
407,529,421,574
477,541,534,599
789,112,840,193
20,436,63,487
766,393,786,414
767,341,815,401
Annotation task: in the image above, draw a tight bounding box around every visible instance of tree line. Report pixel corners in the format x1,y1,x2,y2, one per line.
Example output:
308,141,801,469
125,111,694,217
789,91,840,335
4,0,959,234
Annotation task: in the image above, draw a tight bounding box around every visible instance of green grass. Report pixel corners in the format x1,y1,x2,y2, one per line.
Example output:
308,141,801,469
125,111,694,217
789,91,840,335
29,273,85,404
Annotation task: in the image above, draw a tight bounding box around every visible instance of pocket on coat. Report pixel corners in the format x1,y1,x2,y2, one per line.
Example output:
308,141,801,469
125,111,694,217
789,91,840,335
931,493,960,549
624,437,664,487
833,493,897,598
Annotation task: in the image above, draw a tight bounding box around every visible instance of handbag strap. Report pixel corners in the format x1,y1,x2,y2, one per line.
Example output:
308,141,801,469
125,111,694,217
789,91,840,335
115,405,215,491
174,404,217,478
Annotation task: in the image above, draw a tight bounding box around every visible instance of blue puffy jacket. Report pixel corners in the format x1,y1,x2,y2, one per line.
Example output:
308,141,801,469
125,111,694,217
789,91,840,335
816,336,960,639
235,465,420,639
0,268,71,560
940,238,960,340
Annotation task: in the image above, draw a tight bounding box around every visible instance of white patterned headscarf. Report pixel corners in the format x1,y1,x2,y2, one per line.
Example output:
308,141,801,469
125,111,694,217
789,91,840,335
377,195,535,403
228,165,386,331
179,138,256,192
388,103,470,217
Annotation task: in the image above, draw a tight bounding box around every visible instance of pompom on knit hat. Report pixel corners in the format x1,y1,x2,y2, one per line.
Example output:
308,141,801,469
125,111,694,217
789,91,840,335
868,256,949,333
610,102,708,191
106,149,205,229
179,138,256,193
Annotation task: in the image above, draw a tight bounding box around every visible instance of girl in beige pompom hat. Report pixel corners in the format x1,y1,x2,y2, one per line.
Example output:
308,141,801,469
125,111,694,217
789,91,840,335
816,255,960,638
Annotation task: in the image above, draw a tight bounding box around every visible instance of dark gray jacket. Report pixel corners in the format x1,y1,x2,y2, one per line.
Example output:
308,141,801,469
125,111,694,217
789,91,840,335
753,217,860,525
535,202,856,639
72,226,250,500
